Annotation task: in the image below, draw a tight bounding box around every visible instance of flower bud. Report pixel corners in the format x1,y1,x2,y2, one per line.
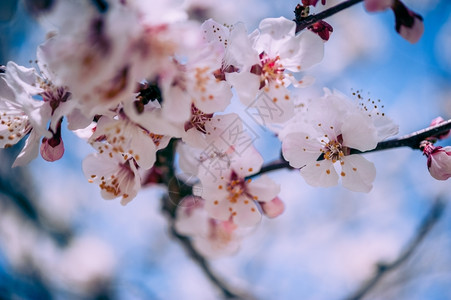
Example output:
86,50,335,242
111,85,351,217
421,141,451,180
40,136,64,162
260,197,285,218
430,117,451,140
308,20,333,41
364,0,394,12
392,0,424,44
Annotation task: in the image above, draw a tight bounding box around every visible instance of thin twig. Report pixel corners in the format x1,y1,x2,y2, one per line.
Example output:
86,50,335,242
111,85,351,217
345,198,446,300
296,0,364,32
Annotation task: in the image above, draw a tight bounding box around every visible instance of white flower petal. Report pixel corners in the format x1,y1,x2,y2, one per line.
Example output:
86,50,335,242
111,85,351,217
247,175,280,202
342,113,379,152
282,132,323,168
204,197,232,221
341,155,376,192
300,160,338,187
232,197,262,227
12,129,41,167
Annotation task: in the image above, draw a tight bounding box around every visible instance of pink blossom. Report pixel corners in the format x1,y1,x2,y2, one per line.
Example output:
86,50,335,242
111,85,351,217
197,147,280,227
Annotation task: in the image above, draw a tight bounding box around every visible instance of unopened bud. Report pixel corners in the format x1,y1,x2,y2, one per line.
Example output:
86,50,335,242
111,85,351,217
260,197,285,218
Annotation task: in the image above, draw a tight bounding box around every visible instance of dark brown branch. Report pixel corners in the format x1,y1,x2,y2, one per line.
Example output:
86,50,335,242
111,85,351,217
296,0,364,32
345,198,446,300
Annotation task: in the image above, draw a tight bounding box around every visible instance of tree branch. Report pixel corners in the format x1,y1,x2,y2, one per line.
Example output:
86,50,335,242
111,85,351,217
344,198,446,300
252,119,451,177
296,0,364,32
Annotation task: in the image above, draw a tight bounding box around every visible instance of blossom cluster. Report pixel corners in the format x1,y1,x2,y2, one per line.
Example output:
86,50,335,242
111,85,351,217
0,0,436,256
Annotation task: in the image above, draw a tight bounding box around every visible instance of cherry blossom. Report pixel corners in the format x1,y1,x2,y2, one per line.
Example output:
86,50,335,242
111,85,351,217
197,147,280,227
82,150,141,205
226,17,324,124
281,89,398,192
0,62,53,166
175,196,244,258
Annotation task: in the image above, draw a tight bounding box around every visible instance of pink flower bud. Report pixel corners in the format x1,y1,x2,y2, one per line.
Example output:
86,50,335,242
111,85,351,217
422,142,451,180
364,0,394,12
40,136,64,162
260,197,285,218
308,20,333,41
392,0,424,44
430,117,451,140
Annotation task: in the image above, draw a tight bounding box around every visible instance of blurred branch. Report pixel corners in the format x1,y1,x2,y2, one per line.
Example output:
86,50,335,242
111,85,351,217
345,198,447,300
295,0,364,32
253,119,451,177
158,139,249,300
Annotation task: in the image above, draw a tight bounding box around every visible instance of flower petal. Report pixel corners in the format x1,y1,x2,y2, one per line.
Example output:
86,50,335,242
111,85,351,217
300,160,338,187
341,155,376,192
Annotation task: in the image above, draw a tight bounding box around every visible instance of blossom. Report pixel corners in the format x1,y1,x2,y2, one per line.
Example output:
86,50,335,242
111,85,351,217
82,150,141,205
197,146,280,227
225,17,324,124
421,141,451,180
0,62,53,166
175,196,244,258
281,89,398,192
88,114,168,170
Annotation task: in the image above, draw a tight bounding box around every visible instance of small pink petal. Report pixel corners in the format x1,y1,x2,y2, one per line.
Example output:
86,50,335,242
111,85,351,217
260,197,285,218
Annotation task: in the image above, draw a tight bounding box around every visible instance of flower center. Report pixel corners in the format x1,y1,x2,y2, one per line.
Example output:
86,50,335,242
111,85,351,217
184,104,213,134
226,171,246,203
323,140,344,163
250,52,285,89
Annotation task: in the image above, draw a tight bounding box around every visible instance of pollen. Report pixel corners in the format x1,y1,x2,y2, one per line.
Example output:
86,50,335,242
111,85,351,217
218,185,223,189
341,171,346,177
352,167,357,171
326,169,331,174
248,168,253,172
214,200,219,205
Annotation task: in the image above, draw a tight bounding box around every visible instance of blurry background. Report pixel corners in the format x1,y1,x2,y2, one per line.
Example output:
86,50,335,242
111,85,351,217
0,0,451,299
